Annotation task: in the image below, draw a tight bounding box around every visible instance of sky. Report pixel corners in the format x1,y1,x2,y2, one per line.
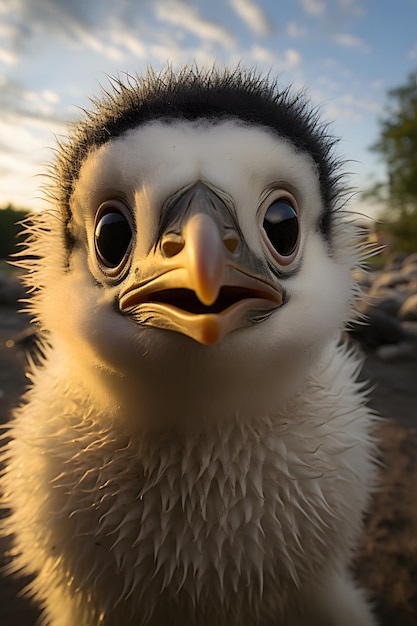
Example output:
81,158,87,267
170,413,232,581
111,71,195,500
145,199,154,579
0,0,416,217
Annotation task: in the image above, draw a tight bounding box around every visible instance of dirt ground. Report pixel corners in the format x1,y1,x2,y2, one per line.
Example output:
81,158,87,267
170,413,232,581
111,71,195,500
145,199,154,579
0,304,417,626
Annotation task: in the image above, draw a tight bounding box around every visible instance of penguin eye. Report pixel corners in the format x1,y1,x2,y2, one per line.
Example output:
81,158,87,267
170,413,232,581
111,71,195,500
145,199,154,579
94,204,132,270
262,199,299,261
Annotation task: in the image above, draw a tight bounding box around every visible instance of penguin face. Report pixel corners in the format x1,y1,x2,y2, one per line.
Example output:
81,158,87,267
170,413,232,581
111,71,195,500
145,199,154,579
39,119,353,396
73,121,309,343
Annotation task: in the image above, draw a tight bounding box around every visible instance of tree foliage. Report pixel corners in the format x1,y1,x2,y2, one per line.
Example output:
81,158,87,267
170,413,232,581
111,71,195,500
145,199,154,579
0,204,30,259
368,70,417,252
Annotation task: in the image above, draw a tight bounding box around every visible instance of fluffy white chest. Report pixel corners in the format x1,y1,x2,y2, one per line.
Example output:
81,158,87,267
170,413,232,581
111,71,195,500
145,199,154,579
3,343,374,626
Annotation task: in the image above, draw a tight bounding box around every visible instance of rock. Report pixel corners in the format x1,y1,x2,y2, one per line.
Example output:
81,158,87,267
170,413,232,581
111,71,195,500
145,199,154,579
384,251,410,271
372,270,413,292
399,294,417,321
350,307,412,350
401,264,417,282
376,341,417,360
402,252,417,268
0,270,25,305
363,286,409,315
5,326,38,350
352,268,374,289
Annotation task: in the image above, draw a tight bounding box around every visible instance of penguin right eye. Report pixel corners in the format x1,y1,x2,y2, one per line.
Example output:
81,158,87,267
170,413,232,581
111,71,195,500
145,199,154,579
260,193,300,266
94,202,133,270
263,200,299,258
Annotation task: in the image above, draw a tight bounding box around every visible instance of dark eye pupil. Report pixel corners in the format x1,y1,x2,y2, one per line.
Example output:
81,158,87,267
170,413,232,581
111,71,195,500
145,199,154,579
263,201,299,257
95,211,132,268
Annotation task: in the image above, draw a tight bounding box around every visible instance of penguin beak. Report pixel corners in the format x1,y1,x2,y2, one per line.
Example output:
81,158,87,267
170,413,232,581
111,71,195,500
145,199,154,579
119,182,282,345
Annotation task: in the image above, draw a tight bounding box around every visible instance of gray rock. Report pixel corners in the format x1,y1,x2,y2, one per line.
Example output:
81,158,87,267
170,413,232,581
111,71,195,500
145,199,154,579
376,341,417,360
372,270,413,292
384,251,410,271
402,252,417,268
0,271,25,305
350,307,412,349
399,293,417,321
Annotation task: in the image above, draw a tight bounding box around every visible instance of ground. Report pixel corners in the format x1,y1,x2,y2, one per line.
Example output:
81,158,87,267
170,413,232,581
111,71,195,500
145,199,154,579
357,354,417,626
0,305,416,626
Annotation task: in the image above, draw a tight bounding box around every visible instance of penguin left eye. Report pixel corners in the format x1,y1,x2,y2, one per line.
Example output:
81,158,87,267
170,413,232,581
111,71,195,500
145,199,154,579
94,203,133,270
262,199,299,260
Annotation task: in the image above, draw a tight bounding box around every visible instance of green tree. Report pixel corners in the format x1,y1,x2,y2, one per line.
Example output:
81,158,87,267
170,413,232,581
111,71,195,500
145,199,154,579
367,70,417,252
0,204,29,259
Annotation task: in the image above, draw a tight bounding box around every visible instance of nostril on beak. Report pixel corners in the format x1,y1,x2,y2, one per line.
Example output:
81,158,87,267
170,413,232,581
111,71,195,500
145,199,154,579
162,236,185,258
223,235,239,254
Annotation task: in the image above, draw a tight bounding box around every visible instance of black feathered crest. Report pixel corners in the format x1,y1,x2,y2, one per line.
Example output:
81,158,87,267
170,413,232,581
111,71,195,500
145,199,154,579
52,65,342,232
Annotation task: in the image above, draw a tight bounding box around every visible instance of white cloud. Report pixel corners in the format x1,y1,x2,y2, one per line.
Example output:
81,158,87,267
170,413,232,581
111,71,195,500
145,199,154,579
234,44,302,74
333,33,367,50
409,42,417,59
300,0,365,20
0,116,66,210
0,48,17,64
149,40,185,64
155,1,236,48
300,0,326,16
370,79,383,91
285,48,302,69
287,20,307,39
248,44,276,64
0,0,126,62
0,21,19,39
229,0,270,36
42,90,60,105
109,25,147,59
323,92,381,124
338,0,365,16
0,77,67,130
356,97,381,114
73,24,123,61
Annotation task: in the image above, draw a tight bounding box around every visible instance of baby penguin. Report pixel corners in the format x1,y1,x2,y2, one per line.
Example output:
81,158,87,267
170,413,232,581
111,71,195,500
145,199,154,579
2,66,376,625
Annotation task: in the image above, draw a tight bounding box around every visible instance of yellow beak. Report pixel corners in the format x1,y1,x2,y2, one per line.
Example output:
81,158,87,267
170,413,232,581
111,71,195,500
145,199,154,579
119,183,282,345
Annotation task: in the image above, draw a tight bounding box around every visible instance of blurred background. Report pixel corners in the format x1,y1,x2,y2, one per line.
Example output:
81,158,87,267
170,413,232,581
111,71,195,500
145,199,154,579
1,1,417,625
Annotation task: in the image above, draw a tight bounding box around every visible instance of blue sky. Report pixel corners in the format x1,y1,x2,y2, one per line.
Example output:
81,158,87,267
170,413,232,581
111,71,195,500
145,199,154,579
0,0,416,216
